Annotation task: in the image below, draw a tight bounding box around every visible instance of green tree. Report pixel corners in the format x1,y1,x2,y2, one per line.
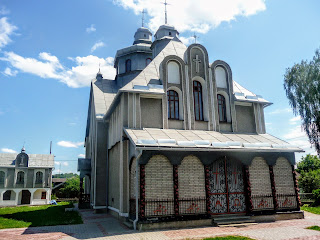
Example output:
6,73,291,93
297,154,320,193
297,154,320,173
58,176,80,198
284,48,320,155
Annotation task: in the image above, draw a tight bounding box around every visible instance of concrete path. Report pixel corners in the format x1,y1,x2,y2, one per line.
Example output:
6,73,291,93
1,210,320,240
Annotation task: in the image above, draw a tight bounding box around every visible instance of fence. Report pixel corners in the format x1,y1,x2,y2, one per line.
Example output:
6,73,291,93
251,194,274,210
277,193,298,209
299,193,314,205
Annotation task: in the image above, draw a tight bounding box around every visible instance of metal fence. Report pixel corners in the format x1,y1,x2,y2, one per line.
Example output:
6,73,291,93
179,197,207,215
145,198,175,217
299,193,314,205
252,194,274,210
277,193,297,209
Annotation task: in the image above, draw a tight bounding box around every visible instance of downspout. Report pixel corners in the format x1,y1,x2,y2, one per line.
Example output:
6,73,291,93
106,121,109,209
133,149,143,230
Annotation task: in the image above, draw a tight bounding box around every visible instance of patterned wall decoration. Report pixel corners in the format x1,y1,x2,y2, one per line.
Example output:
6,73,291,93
249,157,274,210
144,155,174,217
292,165,301,208
178,155,206,215
243,165,253,213
208,157,246,214
273,157,297,209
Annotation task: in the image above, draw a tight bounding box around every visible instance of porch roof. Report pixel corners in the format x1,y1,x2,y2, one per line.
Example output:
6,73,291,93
124,128,303,152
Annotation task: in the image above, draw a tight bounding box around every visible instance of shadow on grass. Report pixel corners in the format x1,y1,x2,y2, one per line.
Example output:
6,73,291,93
0,202,82,229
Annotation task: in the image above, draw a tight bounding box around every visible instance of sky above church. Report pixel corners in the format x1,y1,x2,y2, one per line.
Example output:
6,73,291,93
0,0,319,174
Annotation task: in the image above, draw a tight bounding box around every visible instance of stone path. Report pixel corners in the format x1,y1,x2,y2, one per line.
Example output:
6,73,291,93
1,210,320,240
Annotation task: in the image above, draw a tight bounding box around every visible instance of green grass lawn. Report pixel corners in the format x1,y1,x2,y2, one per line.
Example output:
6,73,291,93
306,226,320,231
202,236,255,240
301,205,320,215
0,202,83,229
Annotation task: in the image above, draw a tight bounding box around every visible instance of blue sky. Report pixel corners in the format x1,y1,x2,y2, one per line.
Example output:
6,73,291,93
0,0,319,174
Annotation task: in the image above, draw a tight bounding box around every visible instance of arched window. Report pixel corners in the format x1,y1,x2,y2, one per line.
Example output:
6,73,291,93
0,171,5,184
167,90,179,120
218,94,227,122
167,61,180,84
193,81,204,121
35,171,43,184
146,58,152,66
125,59,131,73
17,171,24,184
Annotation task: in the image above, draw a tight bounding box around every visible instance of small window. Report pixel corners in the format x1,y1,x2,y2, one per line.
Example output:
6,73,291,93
0,171,5,184
144,34,146,37
125,59,131,73
167,90,179,120
16,171,24,184
169,32,172,36
41,192,46,199
217,94,227,122
146,58,152,66
193,81,204,121
35,171,43,184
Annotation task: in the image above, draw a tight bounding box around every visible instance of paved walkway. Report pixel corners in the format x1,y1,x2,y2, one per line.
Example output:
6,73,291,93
1,210,320,240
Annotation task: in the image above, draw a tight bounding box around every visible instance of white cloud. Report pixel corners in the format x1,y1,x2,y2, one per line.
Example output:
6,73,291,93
180,36,196,46
57,141,84,148
283,125,306,140
55,161,60,165
78,154,85,158
0,6,10,15
1,52,116,88
91,41,105,52
289,116,301,125
62,162,69,166
267,107,291,115
1,148,17,153
113,0,266,33
86,24,96,33
3,67,17,76
0,17,17,49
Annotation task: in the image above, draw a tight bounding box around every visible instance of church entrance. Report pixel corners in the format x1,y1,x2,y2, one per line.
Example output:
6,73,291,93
208,157,246,214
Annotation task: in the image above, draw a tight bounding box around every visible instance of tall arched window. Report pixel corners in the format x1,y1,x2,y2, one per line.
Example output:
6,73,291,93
35,171,43,184
193,81,204,121
17,171,24,184
167,90,179,120
0,171,5,184
146,58,152,66
218,94,227,122
125,59,131,73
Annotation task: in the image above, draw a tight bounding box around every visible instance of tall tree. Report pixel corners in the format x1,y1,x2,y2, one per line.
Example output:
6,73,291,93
284,48,320,155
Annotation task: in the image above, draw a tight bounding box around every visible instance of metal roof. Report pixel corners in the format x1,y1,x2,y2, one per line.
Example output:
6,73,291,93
0,153,54,168
124,128,303,152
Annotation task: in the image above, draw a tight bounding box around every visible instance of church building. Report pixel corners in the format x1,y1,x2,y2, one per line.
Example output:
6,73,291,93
78,22,303,229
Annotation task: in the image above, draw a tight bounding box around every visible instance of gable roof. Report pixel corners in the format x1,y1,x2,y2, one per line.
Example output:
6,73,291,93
0,153,54,168
91,78,119,119
91,39,271,120
120,40,187,91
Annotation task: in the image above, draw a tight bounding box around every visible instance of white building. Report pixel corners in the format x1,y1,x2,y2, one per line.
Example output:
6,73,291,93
0,148,54,206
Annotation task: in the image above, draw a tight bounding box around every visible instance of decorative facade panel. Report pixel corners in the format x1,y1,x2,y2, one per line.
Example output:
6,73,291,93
144,155,174,217
273,157,297,209
249,157,274,210
178,155,206,215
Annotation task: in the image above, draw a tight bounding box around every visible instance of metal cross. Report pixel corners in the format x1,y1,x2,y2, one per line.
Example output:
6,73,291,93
232,168,238,185
193,32,198,43
212,168,220,183
142,9,146,27
161,0,170,24
193,55,201,73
